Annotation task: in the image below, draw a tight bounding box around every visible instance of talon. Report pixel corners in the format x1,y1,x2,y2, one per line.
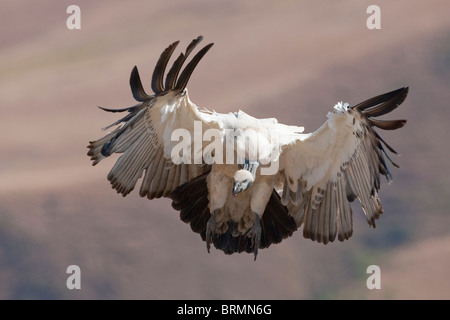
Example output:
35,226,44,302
206,210,218,253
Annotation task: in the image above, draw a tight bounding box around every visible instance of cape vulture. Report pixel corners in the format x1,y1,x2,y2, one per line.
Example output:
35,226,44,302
88,36,408,260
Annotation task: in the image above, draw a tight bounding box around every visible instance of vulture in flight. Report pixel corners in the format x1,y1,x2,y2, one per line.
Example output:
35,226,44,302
88,36,408,260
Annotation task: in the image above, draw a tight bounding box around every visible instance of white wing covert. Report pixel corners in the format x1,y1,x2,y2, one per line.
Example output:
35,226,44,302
280,88,408,244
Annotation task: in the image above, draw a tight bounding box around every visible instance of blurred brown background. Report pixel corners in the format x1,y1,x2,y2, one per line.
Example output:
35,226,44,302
1,0,449,299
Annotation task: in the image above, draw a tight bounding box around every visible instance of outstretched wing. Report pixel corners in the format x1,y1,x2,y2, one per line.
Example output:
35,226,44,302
87,36,219,199
280,87,408,244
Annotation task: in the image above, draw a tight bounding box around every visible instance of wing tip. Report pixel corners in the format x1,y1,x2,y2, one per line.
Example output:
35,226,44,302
353,86,409,117
130,36,213,100
397,86,409,105
151,40,181,94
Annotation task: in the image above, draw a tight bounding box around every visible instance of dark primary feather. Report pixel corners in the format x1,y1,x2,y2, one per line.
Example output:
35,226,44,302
98,105,141,113
368,118,407,130
373,130,399,154
353,87,408,117
98,104,146,131
151,41,180,94
130,66,150,102
354,87,408,179
165,36,205,90
175,43,214,92
99,107,147,157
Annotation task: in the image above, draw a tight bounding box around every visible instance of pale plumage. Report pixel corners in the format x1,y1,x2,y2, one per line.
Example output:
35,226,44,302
88,36,408,259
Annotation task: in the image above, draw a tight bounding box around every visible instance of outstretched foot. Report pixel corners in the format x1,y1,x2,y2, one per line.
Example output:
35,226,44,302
249,212,262,261
206,210,218,253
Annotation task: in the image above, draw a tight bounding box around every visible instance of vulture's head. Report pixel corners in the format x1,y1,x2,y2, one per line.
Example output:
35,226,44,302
232,170,254,195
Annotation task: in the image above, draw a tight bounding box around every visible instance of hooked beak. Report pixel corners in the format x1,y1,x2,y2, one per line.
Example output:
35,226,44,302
233,182,241,196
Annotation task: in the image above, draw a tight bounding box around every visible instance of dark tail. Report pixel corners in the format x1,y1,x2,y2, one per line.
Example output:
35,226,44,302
170,172,298,255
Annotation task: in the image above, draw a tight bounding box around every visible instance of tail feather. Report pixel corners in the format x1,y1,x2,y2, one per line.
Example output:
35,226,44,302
170,173,297,255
